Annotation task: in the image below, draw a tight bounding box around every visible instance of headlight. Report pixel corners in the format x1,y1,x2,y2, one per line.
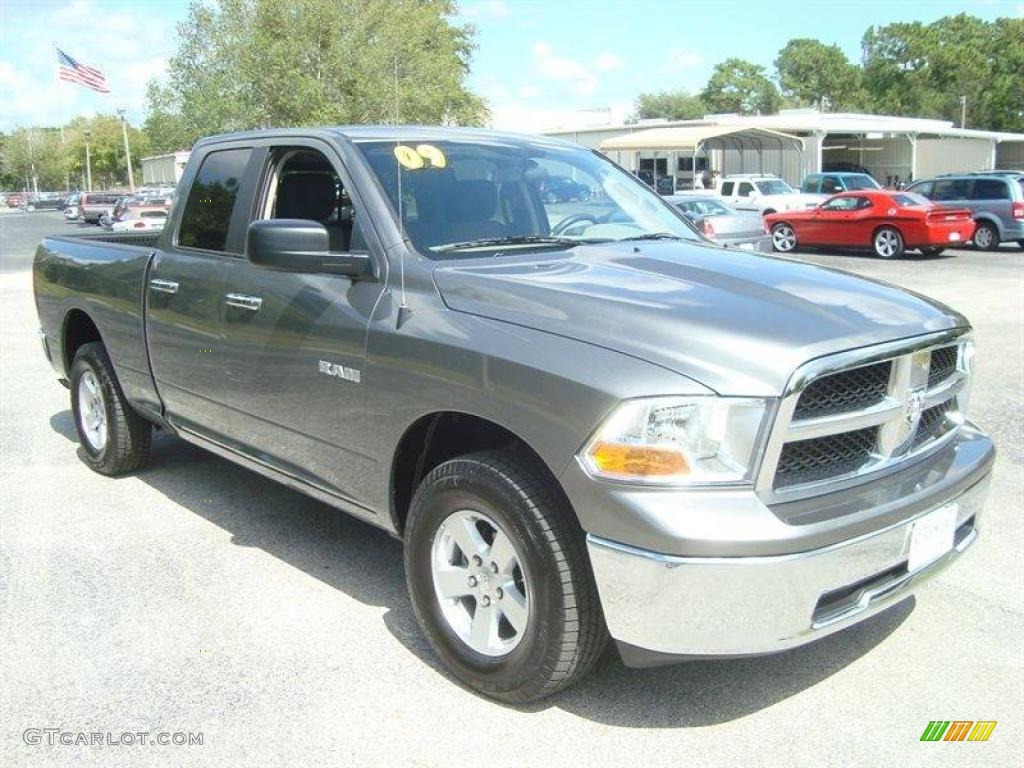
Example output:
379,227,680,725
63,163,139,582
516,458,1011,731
580,396,769,486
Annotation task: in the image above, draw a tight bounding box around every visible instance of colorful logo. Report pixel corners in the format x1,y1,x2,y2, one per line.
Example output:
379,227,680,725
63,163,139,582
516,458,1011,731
920,721,997,742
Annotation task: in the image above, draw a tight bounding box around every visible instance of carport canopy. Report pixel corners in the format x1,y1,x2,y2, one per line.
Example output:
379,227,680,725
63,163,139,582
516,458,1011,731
600,125,804,152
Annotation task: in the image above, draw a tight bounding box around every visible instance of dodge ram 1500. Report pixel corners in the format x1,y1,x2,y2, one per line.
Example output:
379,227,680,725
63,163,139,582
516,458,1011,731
34,127,994,702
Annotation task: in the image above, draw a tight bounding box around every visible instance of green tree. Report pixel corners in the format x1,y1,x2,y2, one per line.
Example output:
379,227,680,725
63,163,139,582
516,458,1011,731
700,58,781,115
63,115,149,190
145,0,487,153
861,14,1024,131
775,39,861,110
633,90,705,121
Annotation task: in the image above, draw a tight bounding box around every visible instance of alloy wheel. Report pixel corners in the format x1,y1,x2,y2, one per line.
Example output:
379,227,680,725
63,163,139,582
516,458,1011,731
430,508,530,657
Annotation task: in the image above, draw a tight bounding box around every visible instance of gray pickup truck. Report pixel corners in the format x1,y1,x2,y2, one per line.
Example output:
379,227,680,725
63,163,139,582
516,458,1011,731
34,127,994,703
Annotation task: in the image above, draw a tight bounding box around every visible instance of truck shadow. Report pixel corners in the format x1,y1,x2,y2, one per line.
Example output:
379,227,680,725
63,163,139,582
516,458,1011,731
50,410,913,728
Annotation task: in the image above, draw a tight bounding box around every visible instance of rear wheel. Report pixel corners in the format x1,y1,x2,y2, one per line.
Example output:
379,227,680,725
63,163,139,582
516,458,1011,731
70,342,151,475
404,450,607,703
1017,239,1024,250
972,222,999,251
873,226,904,259
771,223,797,252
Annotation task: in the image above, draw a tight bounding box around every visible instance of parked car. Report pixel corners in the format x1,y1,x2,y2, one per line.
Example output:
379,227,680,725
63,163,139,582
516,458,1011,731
717,174,820,215
78,192,122,224
633,169,675,195
30,192,67,210
63,194,80,221
666,195,770,251
765,190,975,258
5,193,26,209
539,175,591,203
801,172,881,196
906,174,1024,250
34,127,993,703
109,206,168,232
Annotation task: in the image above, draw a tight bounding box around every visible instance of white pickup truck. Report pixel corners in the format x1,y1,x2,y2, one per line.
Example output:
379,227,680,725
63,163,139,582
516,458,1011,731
719,174,821,215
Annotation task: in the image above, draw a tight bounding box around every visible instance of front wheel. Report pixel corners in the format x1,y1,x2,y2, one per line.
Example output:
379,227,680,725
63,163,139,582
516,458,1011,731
873,226,905,259
404,451,607,703
771,222,797,252
70,342,151,475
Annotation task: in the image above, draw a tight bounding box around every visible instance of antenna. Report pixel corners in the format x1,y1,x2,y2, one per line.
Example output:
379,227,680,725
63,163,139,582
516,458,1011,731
393,57,408,313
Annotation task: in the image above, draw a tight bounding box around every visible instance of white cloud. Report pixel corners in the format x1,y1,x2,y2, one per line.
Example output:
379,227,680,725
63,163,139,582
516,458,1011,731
593,53,623,72
517,84,542,99
459,0,509,20
665,48,702,72
532,41,600,96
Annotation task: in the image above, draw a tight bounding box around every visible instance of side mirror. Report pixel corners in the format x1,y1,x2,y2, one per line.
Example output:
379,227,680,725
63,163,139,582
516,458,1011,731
246,219,370,278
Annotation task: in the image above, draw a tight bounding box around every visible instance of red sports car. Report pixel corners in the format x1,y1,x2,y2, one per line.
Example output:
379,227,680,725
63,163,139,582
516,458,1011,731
765,190,975,259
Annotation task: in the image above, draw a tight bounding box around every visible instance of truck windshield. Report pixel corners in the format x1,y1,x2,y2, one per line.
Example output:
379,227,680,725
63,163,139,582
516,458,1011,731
843,174,881,191
355,138,701,257
754,179,794,196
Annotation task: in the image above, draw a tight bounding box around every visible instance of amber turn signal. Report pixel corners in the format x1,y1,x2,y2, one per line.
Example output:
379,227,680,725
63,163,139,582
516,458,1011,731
587,441,690,478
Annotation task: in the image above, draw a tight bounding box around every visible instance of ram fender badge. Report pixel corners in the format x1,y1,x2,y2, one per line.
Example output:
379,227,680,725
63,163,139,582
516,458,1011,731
318,360,361,384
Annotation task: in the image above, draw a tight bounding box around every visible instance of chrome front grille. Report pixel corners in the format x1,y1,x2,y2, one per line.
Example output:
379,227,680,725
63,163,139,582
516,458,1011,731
792,361,891,420
758,332,971,500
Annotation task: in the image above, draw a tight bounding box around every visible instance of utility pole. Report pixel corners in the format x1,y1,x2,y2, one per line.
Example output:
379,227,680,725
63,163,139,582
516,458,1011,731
27,128,39,197
960,95,967,129
83,128,93,192
117,108,135,191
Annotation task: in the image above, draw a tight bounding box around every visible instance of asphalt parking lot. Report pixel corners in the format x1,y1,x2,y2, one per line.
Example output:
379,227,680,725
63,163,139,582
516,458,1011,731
1,210,1021,767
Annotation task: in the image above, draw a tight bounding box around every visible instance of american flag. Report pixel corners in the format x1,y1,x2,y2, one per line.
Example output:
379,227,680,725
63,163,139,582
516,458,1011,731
57,48,110,93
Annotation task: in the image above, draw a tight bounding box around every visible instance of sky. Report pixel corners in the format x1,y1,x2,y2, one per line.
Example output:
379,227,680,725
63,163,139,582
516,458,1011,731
1,0,1022,133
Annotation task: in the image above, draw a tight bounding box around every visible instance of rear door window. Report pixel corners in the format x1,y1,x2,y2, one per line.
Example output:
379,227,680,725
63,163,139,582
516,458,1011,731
177,148,252,252
821,176,842,194
971,179,1010,200
801,175,821,193
720,181,734,196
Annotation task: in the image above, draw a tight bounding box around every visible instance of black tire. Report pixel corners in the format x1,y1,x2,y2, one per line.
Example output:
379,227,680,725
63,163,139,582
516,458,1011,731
972,222,999,251
919,247,945,257
1016,239,1023,250
404,450,607,703
69,341,151,475
872,226,905,259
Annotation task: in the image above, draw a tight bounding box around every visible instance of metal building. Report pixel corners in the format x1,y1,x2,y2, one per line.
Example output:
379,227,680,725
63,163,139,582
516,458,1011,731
544,110,1024,190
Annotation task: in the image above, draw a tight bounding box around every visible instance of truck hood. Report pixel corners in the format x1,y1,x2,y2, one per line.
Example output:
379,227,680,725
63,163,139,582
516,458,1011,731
433,242,967,396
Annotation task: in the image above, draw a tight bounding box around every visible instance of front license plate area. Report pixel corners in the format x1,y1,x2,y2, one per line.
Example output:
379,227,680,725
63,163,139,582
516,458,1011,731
908,503,958,572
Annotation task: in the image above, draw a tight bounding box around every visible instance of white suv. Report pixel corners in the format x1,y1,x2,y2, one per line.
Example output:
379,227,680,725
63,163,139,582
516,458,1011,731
718,174,820,215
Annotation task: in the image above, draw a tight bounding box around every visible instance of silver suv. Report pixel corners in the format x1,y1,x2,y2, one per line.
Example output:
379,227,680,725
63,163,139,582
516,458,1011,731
907,173,1024,250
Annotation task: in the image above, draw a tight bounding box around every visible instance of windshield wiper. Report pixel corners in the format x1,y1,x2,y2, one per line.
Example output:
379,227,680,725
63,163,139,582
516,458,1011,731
434,235,583,252
617,232,684,242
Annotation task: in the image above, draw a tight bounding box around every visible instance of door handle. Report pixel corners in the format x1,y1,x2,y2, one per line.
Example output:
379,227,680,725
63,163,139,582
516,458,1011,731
149,279,179,294
225,293,263,311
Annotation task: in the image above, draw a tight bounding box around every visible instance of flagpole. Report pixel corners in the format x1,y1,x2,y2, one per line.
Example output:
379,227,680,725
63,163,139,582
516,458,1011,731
117,108,135,191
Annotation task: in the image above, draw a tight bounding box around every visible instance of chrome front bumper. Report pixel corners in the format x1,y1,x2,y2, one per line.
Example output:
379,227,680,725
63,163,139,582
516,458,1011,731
588,468,991,663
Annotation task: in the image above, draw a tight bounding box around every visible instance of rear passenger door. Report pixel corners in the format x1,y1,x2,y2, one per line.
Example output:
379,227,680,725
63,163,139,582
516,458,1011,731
217,140,385,505
970,178,1013,238
146,146,254,441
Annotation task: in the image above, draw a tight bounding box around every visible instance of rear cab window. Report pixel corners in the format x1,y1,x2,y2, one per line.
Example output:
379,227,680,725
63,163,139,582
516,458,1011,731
177,148,252,252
